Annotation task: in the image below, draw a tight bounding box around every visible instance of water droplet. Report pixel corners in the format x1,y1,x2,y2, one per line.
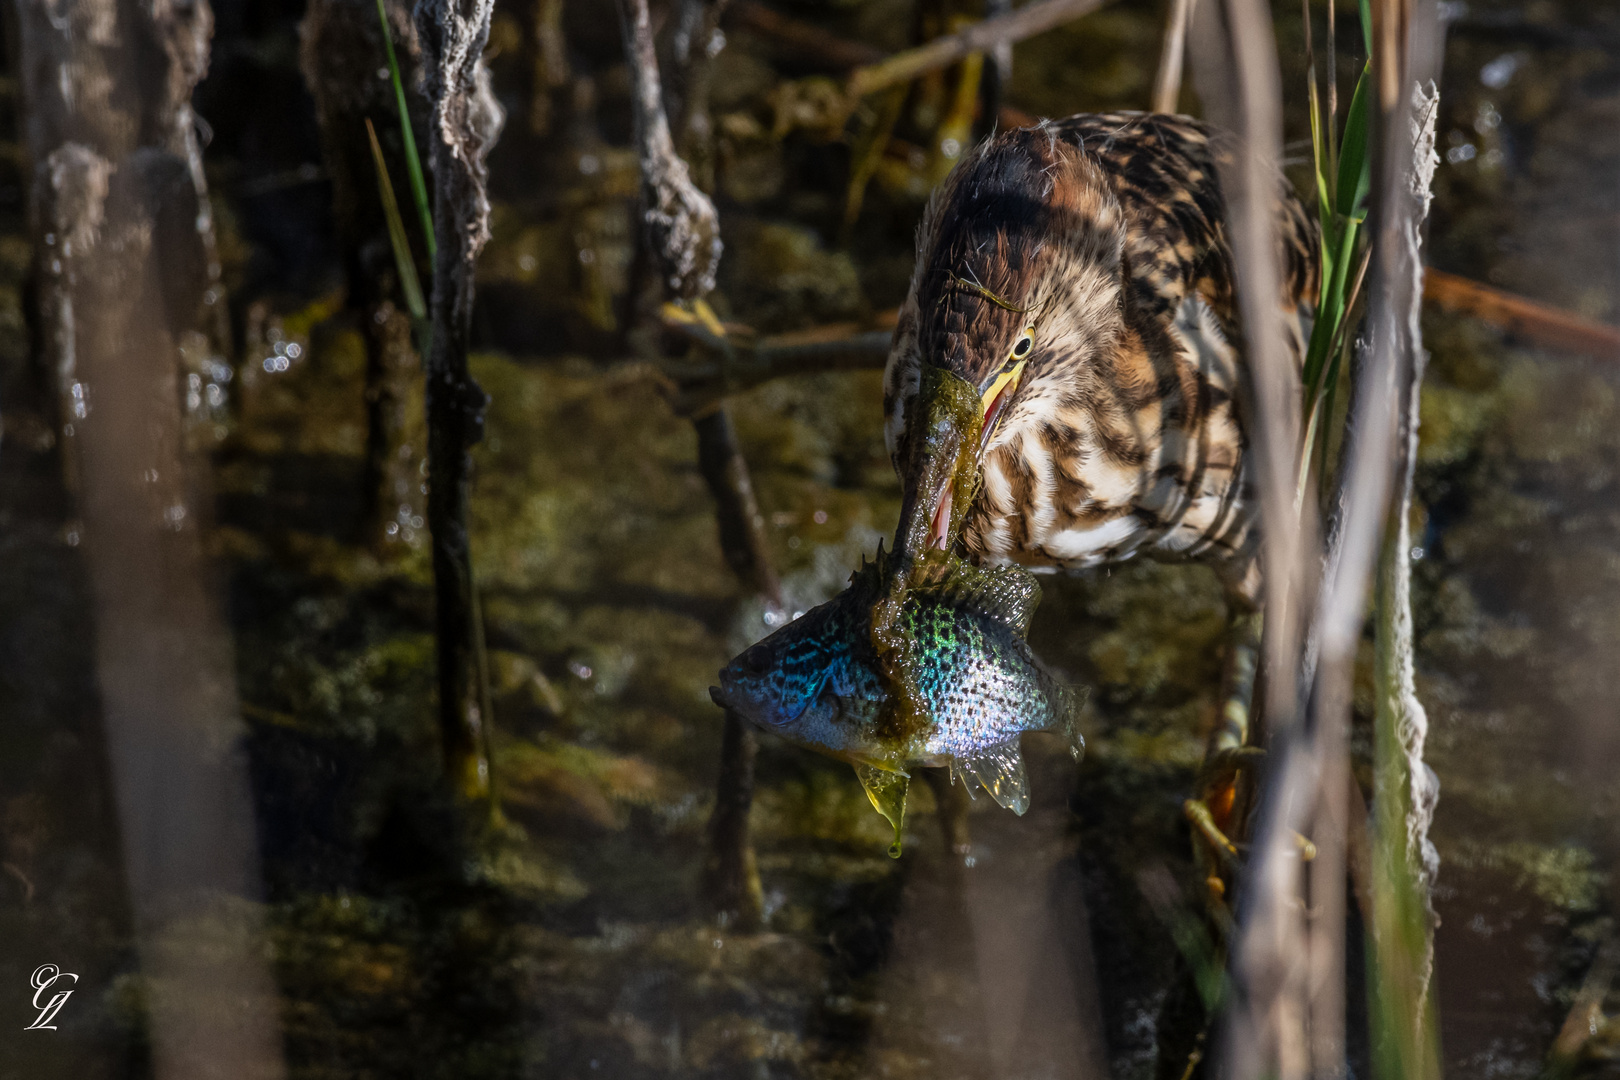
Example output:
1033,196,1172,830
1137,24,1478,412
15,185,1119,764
1479,52,1522,89
285,342,302,359
813,510,827,524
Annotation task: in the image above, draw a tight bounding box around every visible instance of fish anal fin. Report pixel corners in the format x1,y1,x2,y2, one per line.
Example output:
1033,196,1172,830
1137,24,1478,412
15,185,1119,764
957,739,1031,816
853,762,910,858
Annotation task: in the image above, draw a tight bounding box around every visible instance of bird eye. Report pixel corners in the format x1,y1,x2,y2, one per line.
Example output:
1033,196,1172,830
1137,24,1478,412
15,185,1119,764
1012,332,1033,359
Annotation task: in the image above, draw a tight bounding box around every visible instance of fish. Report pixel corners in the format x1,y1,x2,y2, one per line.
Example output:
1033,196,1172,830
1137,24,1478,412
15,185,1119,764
710,545,1083,855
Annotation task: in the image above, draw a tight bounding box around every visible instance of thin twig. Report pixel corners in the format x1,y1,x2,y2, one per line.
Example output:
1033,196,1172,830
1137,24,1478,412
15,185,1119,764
846,0,1114,98
726,0,885,70
1424,267,1620,359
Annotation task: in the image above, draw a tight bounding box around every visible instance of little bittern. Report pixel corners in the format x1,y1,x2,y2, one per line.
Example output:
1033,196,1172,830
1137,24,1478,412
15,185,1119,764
883,112,1320,895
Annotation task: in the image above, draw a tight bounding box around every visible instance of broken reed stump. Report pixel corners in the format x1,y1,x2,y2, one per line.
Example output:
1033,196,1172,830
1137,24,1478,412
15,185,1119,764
416,0,505,804
15,0,283,1074
300,0,430,550
617,0,769,930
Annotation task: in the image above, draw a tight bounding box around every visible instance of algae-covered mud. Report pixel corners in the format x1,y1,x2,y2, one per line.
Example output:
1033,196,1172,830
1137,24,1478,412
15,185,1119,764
4,0,1620,1078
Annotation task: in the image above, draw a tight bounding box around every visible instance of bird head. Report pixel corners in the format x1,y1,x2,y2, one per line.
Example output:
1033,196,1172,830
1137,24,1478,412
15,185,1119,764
887,123,1126,560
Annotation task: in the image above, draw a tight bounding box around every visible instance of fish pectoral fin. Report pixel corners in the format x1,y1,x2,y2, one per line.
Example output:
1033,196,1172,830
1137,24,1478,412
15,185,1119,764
956,740,1031,816
852,763,910,858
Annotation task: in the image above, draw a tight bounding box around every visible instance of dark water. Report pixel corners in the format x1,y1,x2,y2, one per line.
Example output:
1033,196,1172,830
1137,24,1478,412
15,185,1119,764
3,0,1620,1078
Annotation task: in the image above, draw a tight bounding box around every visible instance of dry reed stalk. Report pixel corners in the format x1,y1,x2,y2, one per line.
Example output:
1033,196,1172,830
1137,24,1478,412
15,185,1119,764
1152,0,1196,113
1190,5,1317,1068
17,0,285,1073
416,0,505,803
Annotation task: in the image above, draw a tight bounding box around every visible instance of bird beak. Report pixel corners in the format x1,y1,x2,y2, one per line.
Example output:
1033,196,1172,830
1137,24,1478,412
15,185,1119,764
894,366,985,561
977,359,1027,453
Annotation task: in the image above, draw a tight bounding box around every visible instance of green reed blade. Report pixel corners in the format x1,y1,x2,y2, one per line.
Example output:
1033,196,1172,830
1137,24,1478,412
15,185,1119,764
375,0,436,261
367,118,428,321
1335,64,1373,224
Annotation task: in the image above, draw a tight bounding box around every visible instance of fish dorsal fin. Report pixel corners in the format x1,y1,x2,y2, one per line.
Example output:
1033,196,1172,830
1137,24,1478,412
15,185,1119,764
912,559,1042,637
849,538,894,592
952,739,1031,815
852,762,910,858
